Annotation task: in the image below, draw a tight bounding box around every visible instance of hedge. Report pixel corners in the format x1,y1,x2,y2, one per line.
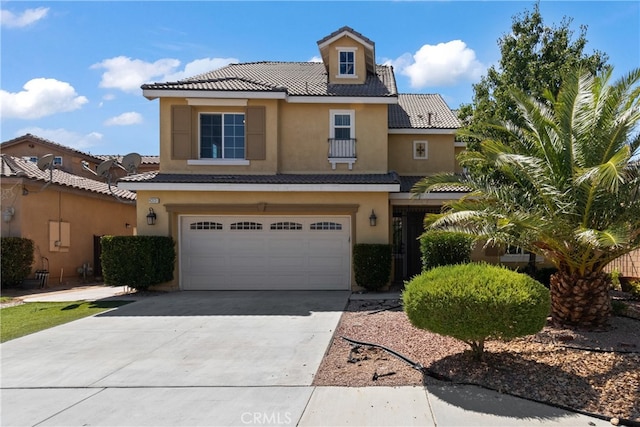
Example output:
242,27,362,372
353,243,392,291
101,235,175,290
420,231,474,271
0,237,34,288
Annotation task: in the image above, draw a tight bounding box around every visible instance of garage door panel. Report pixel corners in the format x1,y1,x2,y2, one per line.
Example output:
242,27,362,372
181,215,351,290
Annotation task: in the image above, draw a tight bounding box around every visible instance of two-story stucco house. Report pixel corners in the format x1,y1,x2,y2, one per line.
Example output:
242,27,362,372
119,26,466,291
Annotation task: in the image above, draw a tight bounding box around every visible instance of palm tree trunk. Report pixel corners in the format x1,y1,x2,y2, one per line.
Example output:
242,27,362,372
549,270,611,329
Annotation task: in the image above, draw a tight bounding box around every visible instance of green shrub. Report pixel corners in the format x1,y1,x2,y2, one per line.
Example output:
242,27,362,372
403,263,550,360
101,236,175,290
353,243,392,291
610,269,622,291
420,231,474,271
1,237,34,288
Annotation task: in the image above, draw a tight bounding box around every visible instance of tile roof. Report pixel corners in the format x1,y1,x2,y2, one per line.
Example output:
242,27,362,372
1,154,137,201
120,172,471,194
142,62,397,97
94,154,160,165
316,26,375,48
390,94,460,129
1,134,104,162
120,171,400,185
398,175,472,193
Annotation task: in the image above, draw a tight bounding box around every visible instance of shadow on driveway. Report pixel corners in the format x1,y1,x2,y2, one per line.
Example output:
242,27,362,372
97,290,350,317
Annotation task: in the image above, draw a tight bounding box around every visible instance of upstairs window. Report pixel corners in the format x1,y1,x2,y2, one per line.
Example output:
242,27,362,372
338,49,356,77
330,110,354,140
53,156,63,166
200,113,245,159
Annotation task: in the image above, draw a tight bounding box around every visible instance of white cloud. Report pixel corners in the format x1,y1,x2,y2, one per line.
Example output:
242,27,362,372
308,56,323,63
91,56,237,93
16,127,103,150
0,78,88,119
91,56,180,93
163,57,238,81
104,112,143,126
389,40,485,88
1,7,49,28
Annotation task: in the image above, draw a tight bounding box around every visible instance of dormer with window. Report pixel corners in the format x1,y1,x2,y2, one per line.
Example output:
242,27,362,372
317,26,376,85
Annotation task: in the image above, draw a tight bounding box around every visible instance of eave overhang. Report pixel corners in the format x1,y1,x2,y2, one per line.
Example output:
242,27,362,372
118,182,400,192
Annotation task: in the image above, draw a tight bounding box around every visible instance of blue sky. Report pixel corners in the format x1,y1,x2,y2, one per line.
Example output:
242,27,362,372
1,1,638,156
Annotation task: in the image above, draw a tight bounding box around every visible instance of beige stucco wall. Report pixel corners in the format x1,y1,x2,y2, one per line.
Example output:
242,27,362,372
325,35,367,85
157,98,389,174
388,133,456,175
279,102,388,173
158,98,280,174
134,189,390,289
1,181,136,285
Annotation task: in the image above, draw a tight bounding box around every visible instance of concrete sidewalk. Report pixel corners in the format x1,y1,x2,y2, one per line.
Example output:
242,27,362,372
1,286,613,426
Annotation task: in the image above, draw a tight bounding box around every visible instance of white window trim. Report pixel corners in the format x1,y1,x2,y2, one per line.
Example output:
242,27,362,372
188,159,250,166
500,246,543,263
53,156,63,166
329,110,355,139
413,140,428,160
198,111,246,161
336,47,358,79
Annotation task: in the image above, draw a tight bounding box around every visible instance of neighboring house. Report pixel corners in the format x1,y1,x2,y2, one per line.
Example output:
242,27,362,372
120,26,472,291
0,154,137,285
0,134,159,180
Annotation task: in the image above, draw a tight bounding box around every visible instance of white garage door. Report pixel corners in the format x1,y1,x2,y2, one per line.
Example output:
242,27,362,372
180,215,351,290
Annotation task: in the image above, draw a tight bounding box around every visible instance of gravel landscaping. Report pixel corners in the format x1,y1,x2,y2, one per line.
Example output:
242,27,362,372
314,296,640,424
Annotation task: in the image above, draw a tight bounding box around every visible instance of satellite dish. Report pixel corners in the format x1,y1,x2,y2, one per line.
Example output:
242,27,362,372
96,159,116,178
121,153,142,174
37,154,54,171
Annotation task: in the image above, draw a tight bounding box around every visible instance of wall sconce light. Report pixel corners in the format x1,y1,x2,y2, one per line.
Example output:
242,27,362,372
369,209,377,227
125,223,131,229
2,207,15,223
146,207,157,226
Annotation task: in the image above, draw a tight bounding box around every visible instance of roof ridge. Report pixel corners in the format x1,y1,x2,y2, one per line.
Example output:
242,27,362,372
1,133,103,161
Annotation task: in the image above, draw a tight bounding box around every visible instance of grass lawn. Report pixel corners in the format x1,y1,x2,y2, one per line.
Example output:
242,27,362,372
1,300,132,343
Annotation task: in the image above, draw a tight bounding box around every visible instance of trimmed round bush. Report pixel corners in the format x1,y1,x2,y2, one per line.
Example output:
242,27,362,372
403,263,550,360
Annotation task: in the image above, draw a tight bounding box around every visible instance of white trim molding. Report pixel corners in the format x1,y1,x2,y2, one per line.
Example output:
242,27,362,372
118,182,400,192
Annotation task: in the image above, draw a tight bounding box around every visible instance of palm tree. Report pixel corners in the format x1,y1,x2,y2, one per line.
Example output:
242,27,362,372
413,67,640,328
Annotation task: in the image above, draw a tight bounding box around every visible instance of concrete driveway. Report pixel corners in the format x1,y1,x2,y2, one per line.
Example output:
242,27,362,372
1,291,349,426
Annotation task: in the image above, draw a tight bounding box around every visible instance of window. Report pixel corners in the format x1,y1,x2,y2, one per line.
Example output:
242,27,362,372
338,49,356,76
413,141,428,160
190,221,223,230
270,222,302,230
200,113,245,159
330,110,354,140
53,156,63,166
310,222,342,231
24,156,38,163
230,222,263,230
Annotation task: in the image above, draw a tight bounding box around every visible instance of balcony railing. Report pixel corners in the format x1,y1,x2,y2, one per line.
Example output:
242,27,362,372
328,138,356,170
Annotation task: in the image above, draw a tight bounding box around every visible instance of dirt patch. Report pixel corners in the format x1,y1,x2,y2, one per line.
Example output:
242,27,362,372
314,298,640,423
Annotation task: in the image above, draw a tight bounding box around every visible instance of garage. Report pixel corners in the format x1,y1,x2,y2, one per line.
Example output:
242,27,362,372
180,215,351,290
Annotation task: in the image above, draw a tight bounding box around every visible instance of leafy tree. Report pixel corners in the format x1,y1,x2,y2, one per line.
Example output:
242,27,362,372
459,3,608,146
413,67,640,329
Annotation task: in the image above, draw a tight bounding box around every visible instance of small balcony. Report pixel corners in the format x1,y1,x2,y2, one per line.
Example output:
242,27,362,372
328,138,357,170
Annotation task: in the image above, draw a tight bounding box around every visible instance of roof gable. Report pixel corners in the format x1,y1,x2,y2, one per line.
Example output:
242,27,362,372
0,154,136,201
316,26,376,78
1,134,103,162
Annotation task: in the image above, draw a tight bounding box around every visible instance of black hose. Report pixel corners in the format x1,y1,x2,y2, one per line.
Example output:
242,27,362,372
340,335,640,427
